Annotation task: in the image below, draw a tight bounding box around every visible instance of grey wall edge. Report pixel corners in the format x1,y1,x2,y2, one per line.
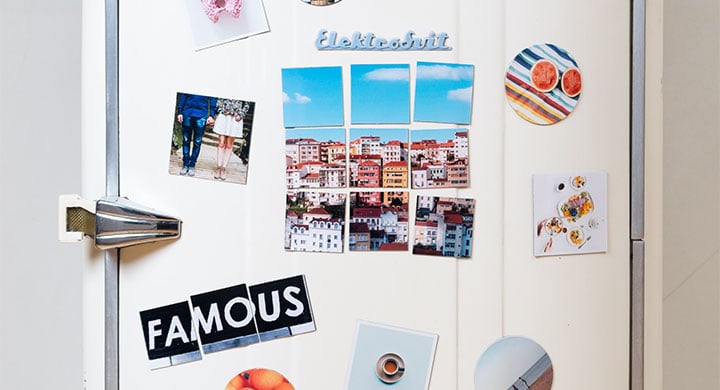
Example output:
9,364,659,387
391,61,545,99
631,241,645,390
631,0,646,240
630,0,646,389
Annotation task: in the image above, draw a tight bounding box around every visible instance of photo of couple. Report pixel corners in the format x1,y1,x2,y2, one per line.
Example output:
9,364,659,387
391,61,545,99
169,92,255,184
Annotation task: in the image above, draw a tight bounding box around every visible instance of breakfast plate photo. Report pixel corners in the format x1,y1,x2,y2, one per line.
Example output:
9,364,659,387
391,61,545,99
533,172,607,257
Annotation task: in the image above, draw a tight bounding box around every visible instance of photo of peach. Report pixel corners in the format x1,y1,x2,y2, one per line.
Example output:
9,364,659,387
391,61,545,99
225,368,294,390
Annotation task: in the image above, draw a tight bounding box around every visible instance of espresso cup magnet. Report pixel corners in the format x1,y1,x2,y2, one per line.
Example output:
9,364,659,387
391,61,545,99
376,353,405,384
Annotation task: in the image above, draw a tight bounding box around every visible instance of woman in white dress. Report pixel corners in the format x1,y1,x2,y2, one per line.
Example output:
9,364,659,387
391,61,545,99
212,98,249,180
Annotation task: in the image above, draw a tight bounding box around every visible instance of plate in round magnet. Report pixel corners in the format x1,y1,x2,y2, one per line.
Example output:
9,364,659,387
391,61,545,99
475,336,553,390
301,0,342,6
375,353,405,384
225,368,294,390
505,43,582,125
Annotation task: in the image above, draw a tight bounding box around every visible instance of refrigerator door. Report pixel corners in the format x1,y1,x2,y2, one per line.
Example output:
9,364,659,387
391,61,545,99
81,0,631,389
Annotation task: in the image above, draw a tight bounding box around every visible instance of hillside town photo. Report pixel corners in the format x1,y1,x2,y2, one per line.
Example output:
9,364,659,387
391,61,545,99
413,195,475,258
349,191,410,251
410,129,469,189
285,191,346,253
349,128,408,188
286,128,347,189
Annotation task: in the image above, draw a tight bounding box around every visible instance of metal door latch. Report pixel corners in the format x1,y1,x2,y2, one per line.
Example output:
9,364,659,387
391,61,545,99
59,195,181,250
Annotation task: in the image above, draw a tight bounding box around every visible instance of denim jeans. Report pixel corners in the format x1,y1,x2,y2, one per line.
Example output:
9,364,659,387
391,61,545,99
181,116,206,168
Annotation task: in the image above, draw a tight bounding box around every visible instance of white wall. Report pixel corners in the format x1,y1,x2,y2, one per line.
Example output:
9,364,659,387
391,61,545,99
0,1,83,389
663,0,720,388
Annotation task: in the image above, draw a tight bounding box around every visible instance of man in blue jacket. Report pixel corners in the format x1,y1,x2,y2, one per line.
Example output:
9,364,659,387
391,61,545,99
176,92,217,176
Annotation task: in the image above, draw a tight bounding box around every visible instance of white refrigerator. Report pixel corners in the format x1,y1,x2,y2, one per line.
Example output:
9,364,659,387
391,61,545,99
75,0,643,389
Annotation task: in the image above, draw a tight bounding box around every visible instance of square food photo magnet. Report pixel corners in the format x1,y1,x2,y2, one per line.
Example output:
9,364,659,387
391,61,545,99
533,171,608,257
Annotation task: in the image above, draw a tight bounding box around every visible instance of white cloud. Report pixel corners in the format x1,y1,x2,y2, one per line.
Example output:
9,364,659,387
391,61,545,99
447,86,473,102
417,64,474,81
363,68,409,82
283,91,312,104
294,92,311,104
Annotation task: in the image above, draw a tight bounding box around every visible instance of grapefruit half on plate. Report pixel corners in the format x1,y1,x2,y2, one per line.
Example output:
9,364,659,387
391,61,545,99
530,59,559,92
225,368,294,390
561,67,582,97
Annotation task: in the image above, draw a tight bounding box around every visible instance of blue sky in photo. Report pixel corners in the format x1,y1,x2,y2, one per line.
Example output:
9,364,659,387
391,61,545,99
413,62,475,125
351,64,410,124
410,128,466,143
349,128,408,143
286,128,346,143
282,67,344,128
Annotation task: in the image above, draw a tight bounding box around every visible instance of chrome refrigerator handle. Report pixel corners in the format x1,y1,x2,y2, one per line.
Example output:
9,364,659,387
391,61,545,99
59,195,182,250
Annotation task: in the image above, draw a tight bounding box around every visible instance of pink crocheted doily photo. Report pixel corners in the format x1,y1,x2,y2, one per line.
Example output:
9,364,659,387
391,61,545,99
201,0,244,24
184,0,269,49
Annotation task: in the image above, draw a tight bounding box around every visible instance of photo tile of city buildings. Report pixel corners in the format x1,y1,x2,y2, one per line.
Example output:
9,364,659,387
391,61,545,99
413,196,476,258
349,192,410,252
350,64,410,124
286,128,347,189
348,128,408,188
281,63,477,258
410,128,469,189
285,191,346,253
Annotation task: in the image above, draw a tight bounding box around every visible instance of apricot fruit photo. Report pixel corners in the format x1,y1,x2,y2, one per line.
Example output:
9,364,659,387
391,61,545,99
225,368,294,390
